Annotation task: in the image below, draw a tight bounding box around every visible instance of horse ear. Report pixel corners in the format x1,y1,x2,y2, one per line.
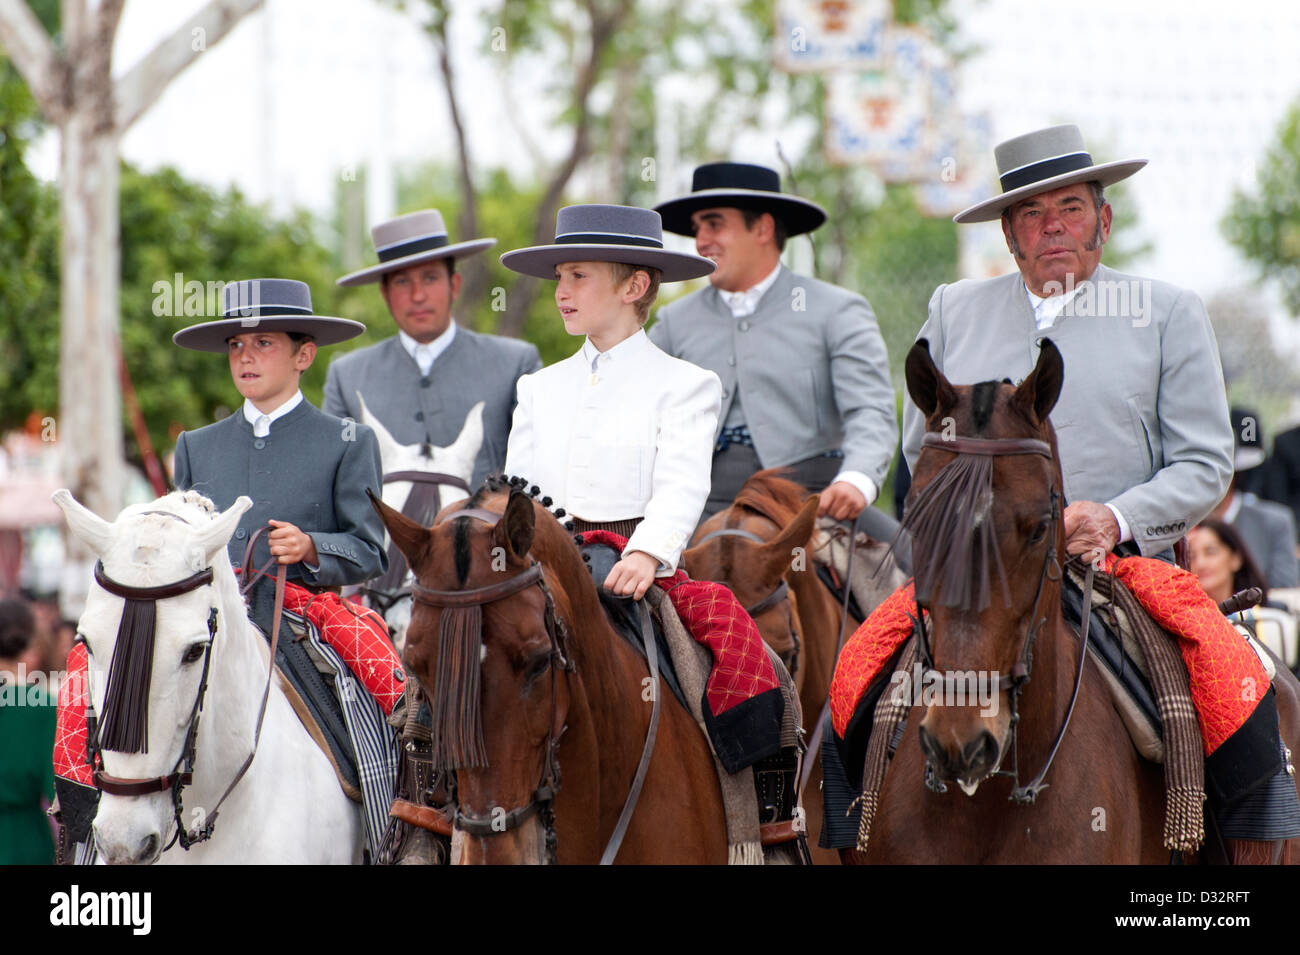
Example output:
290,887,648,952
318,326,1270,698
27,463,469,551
761,494,820,580
905,339,958,418
494,488,535,560
1012,339,1065,424
367,487,430,567
357,392,402,466
194,495,254,564
447,401,485,466
52,489,116,557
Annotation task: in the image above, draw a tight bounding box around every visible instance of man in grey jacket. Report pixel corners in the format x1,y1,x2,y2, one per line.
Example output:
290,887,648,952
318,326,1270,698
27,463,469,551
325,210,542,488
902,125,1234,561
650,162,897,523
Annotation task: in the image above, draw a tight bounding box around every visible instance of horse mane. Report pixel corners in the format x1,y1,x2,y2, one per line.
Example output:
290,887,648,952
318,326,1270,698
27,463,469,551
733,468,808,526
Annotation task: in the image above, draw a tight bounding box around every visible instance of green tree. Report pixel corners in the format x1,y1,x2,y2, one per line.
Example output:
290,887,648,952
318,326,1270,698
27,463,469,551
1223,99,1300,314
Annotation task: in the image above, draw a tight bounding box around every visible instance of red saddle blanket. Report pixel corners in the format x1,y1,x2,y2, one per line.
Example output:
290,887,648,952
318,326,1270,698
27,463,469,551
829,553,1269,755
54,582,401,786
580,530,779,714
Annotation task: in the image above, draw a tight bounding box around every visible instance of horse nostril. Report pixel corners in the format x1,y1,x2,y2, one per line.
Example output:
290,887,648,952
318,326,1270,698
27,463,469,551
919,725,942,765
136,833,159,863
962,731,1000,775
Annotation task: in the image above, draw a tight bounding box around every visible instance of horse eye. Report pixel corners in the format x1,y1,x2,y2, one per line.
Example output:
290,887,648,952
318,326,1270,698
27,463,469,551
1028,520,1050,544
522,653,552,687
182,642,207,665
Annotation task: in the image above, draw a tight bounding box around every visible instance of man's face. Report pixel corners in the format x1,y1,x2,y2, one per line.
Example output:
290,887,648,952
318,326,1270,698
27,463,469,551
380,259,461,343
689,207,772,292
227,331,315,409
1001,182,1112,296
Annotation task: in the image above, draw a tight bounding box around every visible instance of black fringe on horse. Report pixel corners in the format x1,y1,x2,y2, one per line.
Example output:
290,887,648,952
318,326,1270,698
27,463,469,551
429,603,489,770
99,596,157,754
901,451,1011,612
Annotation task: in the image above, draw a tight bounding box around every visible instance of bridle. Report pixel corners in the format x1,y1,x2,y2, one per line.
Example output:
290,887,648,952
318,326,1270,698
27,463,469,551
410,503,666,864
364,470,471,616
912,431,1092,805
83,514,286,852
694,522,800,676
409,507,575,864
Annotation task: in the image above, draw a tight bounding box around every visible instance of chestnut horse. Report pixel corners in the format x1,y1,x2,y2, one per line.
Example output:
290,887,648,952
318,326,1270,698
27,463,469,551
372,480,729,864
850,339,1300,864
685,470,903,865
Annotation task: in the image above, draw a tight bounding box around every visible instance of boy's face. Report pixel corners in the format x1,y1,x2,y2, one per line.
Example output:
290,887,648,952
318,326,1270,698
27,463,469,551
554,261,643,338
227,331,315,410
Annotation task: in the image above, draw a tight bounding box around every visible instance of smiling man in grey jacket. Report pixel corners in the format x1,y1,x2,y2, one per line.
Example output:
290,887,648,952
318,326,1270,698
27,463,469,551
902,125,1234,560
650,162,897,523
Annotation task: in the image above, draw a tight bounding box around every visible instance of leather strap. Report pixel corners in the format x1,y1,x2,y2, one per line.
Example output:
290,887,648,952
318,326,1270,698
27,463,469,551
759,819,802,846
390,798,453,837
384,471,470,493
413,563,544,609
94,562,212,601
434,507,502,527
921,432,1053,458
96,771,192,796
599,600,661,864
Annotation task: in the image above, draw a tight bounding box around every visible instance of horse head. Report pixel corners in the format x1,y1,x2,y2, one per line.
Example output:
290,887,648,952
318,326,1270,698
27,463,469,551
902,337,1065,794
53,489,252,864
359,392,484,649
371,479,577,864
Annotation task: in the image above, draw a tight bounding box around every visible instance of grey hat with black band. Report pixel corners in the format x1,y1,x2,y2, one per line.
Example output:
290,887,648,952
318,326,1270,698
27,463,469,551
336,209,495,287
173,279,365,353
953,124,1147,224
654,161,827,237
500,204,715,282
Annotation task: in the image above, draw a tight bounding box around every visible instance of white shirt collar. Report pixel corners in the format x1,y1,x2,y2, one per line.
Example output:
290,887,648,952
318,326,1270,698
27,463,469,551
1024,280,1085,331
718,262,783,317
1222,491,1244,523
398,322,457,375
243,390,303,436
581,329,650,371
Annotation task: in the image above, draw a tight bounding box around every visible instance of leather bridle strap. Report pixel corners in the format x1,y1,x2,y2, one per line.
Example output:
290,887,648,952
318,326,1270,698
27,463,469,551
693,526,791,617
599,600,661,865
921,433,1053,459
412,563,544,609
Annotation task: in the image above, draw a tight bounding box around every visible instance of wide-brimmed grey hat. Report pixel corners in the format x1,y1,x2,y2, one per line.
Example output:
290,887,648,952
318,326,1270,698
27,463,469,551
173,279,365,353
336,209,496,287
654,162,827,237
953,124,1147,224
500,204,715,282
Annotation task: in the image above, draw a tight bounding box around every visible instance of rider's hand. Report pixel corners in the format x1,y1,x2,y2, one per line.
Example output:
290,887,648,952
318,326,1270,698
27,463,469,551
817,481,867,521
604,551,660,601
1063,501,1119,568
267,520,319,566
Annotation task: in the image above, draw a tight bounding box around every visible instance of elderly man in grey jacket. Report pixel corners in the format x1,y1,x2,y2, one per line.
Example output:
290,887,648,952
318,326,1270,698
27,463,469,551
325,210,542,488
650,162,897,524
902,125,1234,561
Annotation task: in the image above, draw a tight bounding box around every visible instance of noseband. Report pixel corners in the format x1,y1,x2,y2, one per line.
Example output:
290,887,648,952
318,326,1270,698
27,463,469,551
410,507,575,863
913,431,1091,805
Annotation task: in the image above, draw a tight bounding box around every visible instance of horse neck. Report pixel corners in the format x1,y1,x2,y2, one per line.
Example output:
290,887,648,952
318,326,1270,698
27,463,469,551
788,565,841,707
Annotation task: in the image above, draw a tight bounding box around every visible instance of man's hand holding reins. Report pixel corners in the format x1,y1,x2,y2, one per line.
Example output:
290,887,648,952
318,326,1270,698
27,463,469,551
267,519,319,566
1063,501,1119,568
818,481,867,521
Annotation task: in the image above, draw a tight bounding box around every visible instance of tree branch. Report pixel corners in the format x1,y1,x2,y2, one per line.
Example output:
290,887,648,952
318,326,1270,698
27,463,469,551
113,0,265,132
0,0,68,124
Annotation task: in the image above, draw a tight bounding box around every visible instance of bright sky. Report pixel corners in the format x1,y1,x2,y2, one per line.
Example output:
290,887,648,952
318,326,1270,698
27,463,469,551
25,0,1300,325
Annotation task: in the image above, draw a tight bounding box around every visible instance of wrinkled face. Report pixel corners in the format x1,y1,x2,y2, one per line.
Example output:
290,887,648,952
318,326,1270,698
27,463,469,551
381,259,460,343
689,207,770,292
1188,526,1240,599
1001,182,1111,296
227,331,313,409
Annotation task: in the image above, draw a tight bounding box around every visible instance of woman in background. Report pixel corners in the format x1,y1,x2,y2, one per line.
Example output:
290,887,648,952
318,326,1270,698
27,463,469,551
0,597,56,864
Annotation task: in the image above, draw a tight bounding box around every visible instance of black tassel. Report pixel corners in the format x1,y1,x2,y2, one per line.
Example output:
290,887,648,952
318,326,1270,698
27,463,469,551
429,604,488,771
529,485,541,497
554,508,566,519
541,496,553,507
100,597,157,754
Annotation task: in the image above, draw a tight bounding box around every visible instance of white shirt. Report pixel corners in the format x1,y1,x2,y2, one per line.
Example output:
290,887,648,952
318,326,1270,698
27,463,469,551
506,330,722,575
399,322,457,377
1024,281,1131,543
243,390,303,438
718,261,783,317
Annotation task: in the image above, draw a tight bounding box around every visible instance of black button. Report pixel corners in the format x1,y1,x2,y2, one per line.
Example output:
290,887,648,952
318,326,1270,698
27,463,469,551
254,439,266,450
415,412,424,422
420,378,431,388
235,528,247,540
394,668,405,682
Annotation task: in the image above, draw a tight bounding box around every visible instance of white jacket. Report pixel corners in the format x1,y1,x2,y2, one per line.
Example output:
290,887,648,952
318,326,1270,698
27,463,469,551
505,330,722,573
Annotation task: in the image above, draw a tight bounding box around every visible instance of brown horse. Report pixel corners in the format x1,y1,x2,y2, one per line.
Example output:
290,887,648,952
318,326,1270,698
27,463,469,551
849,338,1300,864
373,479,729,864
685,470,902,865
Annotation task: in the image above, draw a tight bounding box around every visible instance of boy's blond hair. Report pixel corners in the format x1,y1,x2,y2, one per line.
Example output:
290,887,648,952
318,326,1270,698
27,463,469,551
607,262,663,325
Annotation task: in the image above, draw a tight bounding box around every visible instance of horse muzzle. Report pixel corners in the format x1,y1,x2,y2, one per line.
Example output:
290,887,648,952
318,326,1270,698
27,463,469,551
918,722,1005,795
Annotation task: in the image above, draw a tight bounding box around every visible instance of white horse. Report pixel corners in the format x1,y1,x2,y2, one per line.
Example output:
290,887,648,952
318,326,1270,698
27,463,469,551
54,489,362,864
358,393,482,653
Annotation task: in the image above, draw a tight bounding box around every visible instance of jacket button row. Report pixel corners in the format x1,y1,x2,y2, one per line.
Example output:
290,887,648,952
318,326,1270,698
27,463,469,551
414,412,424,422
420,378,431,388
254,439,266,450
